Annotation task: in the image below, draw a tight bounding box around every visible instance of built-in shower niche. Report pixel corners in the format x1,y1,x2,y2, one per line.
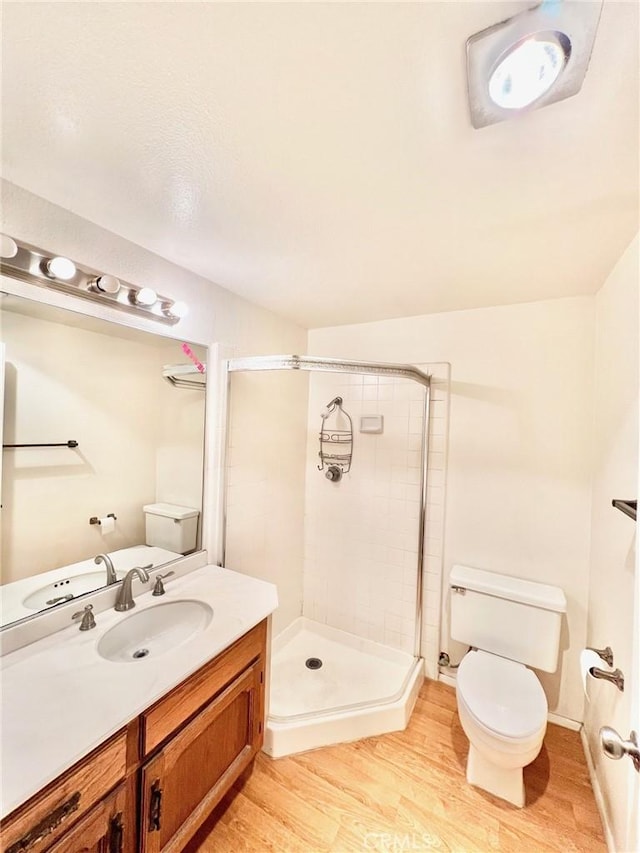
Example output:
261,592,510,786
225,356,444,756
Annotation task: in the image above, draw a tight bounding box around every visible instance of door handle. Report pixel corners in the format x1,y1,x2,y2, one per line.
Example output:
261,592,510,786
148,780,163,832
600,727,640,772
109,812,124,853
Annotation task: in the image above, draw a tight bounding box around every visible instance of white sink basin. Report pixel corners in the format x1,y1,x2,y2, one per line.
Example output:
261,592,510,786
97,600,213,663
23,572,125,610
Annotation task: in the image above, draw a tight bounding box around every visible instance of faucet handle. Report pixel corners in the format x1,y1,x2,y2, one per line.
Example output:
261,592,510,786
72,604,96,631
152,571,175,596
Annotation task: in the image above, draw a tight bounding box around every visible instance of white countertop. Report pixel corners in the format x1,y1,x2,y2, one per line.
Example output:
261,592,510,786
0,565,278,819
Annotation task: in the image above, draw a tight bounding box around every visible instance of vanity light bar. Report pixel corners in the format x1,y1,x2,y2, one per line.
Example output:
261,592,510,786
0,234,188,325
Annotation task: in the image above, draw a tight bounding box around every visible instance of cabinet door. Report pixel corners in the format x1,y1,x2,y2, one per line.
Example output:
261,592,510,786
46,781,134,853
140,660,264,853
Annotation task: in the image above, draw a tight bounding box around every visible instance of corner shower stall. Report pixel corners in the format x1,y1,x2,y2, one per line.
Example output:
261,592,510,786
223,355,431,756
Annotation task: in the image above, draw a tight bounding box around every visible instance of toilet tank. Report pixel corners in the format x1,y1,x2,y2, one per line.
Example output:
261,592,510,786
449,565,566,672
143,503,200,554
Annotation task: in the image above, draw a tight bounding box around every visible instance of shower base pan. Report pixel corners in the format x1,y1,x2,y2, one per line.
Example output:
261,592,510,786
264,617,423,758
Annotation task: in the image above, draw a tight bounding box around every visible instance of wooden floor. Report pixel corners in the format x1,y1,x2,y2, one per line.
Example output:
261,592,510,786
189,681,606,853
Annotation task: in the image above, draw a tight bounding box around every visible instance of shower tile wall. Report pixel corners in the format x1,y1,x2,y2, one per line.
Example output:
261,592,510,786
302,364,449,672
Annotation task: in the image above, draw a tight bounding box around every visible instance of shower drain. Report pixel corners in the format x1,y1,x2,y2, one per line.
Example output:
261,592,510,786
132,648,150,659
305,657,323,670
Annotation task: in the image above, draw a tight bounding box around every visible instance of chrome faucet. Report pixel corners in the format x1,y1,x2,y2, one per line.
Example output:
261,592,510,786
94,553,118,585
114,565,152,611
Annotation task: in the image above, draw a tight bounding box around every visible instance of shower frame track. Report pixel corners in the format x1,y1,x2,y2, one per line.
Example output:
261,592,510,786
223,354,431,660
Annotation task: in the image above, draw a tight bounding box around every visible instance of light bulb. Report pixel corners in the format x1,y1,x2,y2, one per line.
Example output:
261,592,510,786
130,287,157,307
164,300,188,320
91,275,121,294
0,235,18,259
46,256,77,280
489,36,569,110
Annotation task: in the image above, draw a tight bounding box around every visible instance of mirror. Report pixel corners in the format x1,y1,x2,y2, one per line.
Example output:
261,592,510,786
0,293,207,628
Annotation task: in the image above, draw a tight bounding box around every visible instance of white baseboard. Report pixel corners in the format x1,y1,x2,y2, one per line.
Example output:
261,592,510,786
580,726,615,853
437,670,456,688
547,711,581,731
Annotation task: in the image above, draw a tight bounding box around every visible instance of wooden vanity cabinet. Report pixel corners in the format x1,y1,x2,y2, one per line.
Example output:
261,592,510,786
0,619,267,853
140,660,263,852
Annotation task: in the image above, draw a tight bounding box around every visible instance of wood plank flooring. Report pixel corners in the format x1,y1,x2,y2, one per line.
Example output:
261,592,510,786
188,681,606,853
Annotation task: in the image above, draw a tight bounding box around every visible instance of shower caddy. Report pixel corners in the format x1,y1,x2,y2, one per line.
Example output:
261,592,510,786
317,396,353,482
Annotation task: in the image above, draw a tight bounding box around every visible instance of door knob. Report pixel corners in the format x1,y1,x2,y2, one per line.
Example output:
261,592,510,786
599,727,640,772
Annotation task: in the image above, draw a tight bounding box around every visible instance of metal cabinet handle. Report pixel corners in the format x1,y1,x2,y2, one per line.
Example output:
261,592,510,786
600,727,640,772
108,812,124,853
148,780,163,832
6,792,81,853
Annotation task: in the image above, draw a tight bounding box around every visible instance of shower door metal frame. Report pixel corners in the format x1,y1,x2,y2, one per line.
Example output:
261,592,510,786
223,354,431,660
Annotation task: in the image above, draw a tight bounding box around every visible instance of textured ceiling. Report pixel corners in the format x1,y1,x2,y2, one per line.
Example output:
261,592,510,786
1,1,638,329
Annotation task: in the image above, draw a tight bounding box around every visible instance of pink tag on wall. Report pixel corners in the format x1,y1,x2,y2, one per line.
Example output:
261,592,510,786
181,343,206,374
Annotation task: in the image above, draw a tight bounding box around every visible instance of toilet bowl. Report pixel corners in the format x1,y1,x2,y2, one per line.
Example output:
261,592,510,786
456,650,547,806
449,564,566,807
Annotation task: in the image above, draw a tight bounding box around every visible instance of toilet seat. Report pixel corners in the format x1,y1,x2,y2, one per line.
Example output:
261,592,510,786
457,650,548,740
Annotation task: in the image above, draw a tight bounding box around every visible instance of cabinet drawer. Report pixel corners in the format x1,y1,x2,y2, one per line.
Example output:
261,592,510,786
46,781,133,853
0,730,127,853
141,619,267,756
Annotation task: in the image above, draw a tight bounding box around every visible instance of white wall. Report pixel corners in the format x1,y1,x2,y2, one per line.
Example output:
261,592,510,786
225,370,309,635
310,296,596,722
584,234,639,852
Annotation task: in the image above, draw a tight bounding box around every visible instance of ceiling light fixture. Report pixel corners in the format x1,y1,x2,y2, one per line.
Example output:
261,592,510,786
466,2,602,129
0,235,187,325
488,33,570,110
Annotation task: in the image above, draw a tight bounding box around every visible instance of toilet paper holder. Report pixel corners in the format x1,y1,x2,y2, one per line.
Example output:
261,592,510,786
589,666,625,692
586,645,614,667
89,513,117,526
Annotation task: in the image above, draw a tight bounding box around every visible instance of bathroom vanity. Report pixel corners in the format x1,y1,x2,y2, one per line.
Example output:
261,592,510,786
0,566,277,853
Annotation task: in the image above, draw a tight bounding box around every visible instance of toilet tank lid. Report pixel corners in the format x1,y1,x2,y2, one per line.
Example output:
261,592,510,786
143,502,200,520
450,565,567,613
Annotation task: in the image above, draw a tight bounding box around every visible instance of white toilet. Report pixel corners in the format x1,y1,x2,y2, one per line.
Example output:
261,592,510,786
449,564,567,807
